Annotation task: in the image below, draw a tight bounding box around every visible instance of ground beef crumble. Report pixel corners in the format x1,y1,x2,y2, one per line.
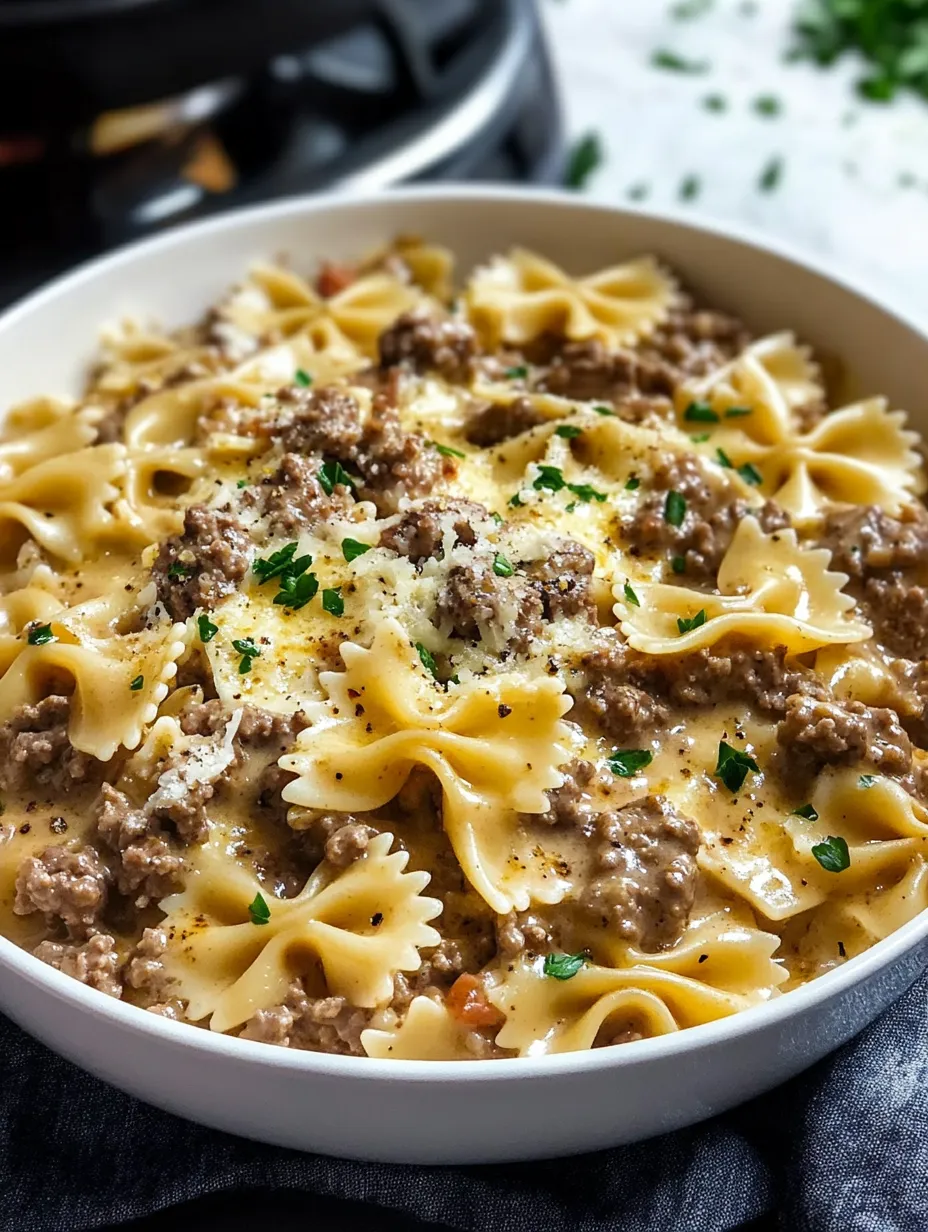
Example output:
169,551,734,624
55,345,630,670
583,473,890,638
379,310,479,382
152,504,250,621
436,561,544,650
14,843,109,936
0,696,98,793
32,933,123,998
378,498,484,562
776,694,917,789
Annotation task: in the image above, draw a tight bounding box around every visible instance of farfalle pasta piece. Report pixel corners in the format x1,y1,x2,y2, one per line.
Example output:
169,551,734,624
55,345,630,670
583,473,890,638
0,398,101,481
281,619,575,914
486,954,774,1056
116,446,207,544
0,605,187,760
159,831,442,1031
613,516,870,654
361,996,479,1061
0,584,65,676
465,248,676,349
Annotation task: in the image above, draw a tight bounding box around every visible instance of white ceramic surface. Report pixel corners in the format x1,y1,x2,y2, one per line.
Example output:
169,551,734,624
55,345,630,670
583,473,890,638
2,187,928,1164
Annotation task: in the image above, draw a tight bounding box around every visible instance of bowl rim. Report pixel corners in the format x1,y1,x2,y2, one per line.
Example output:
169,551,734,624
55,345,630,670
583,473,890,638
2,181,927,1084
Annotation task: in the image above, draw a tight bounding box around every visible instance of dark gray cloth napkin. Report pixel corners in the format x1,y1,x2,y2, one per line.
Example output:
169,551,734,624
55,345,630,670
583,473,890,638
2,972,928,1232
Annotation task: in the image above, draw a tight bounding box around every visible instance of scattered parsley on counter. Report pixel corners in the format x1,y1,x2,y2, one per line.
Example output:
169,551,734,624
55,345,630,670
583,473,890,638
232,637,261,674
27,623,55,646
543,951,588,980
318,458,358,495
342,537,372,562
753,94,782,116
505,365,529,380
812,835,851,873
677,609,707,634
555,424,583,439
623,580,640,607
651,48,710,73
294,368,313,387
607,748,653,777
627,182,651,201
416,641,439,679
129,675,144,692
493,553,514,578
703,93,728,112
197,613,218,643
665,489,687,526
321,587,344,617
679,174,702,201
248,892,271,925
564,131,604,189
758,155,784,192
714,741,759,793
859,773,877,788
431,441,466,459
793,803,819,820
672,0,714,17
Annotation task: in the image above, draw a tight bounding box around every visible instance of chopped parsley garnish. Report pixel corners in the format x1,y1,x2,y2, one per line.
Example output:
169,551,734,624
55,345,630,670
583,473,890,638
811,835,851,873
759,155,784,192
505,365,529,380
416,641,439,679
859,773,877,788
167,561,193,580
543,951,588,981
716,447,733,468
274,571,318,610
607,748,653,778
683,401,719,423
236,478,248,489
554,424,583,439
753,94,782,116
725,406,753,418
533,465,566,493
508,492,524,508
232,637,261,674
129,675,144,691
197,614,218,643
737,462,763,486
27,623,55,646
793,803,819,820
623,580,640,607
253,542,301,584
318,458,357,495
567,482,607,503
703,93,728,111
691,432,711,443
564,130,604,189
294,368,313,387
651,48,710,73
342,537,372,562
715,741,759,793
592,404,615,416
677,609,707,634
248,891,271,925
493,553,514,578
431,441,466,459
627,182,651,201
625,476,640,491
672,0,713,17
665,490,687,527
321,587,344,617
671,555,687,574
679,174,702,201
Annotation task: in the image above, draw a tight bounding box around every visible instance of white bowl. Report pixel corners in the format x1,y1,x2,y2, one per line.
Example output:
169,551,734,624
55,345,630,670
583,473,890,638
2,187,928,1164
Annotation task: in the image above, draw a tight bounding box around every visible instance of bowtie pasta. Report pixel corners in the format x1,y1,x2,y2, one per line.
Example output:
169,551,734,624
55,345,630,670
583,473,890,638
2,238,927,1063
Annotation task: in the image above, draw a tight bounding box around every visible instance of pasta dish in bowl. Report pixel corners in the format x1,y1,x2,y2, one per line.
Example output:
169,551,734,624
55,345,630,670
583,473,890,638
1,188,928,1159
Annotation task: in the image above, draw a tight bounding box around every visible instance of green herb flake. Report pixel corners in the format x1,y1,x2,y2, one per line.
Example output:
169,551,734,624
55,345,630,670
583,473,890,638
253,542,301,584
248,891,271,925
431,441,466,459
627,182,651,201
129,674,144,692
716,447,733,468
533,465,566,493
651,48,710,74
703,93,728,112
672,0,713,17
236,478,248,489
342,537,372,562
683,401,719,423
232,637,261,675
714,740,759,793
543,951,588,981
197,613,218,644
691,432,711,443
554,424,583,439
623,580,640,607
321,587,344,617
671,555,687,574
793,803,819,820
759,155,784,192
564,131,604,190
505,365,529,380
294,368,313,388
679,174,702,201
625,476,640,491
415,641,439,680
26,623,55,646
167,561,193,580
725,406,753,418
665,489,686,527
318,458,357,496
607,748,653,778
811,835,851,873
493,553,514,578
737,462,763,486
567,482,607,503
592,404,615,416
677,609,708,634
859,774,877,788
753,94,782,116
508,492,524,508
273,571,319,610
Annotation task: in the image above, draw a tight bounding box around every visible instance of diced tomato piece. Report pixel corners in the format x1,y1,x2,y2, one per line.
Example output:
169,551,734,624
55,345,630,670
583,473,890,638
445,974,503,1027
316,261,356,298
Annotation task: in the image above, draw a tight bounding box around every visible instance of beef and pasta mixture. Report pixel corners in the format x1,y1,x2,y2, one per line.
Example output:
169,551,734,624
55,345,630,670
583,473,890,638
1,238,926,1060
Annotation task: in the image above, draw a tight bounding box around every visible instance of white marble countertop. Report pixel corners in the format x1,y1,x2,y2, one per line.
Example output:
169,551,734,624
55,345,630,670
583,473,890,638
541,0,928,329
